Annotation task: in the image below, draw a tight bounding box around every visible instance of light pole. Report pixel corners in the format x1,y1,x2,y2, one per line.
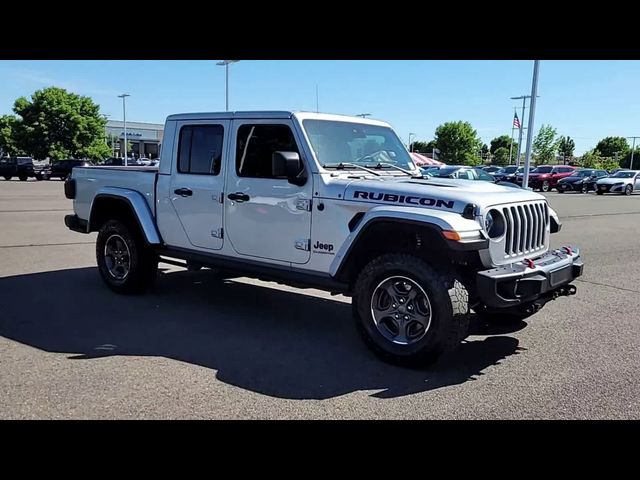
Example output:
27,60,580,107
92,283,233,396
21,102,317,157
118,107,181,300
628,137,639,170
522,61,540,191
216,60,240,111
408,133,416,152
118,94,130,166
510,96,529,167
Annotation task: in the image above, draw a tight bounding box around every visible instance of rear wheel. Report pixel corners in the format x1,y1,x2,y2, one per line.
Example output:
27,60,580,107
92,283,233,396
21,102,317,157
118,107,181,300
353,253,471,367
625,184,633,196
541,180,550,192
96,220,158,294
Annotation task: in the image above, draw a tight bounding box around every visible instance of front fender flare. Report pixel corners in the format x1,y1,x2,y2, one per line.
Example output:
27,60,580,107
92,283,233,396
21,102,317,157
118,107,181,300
329,205,483,278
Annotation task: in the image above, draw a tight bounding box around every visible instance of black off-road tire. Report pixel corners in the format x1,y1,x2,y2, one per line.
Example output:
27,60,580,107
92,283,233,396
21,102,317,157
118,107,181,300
3,176,11,181
352,253,471,367
18,175,28,182
596,190,604,195
96,220,158,294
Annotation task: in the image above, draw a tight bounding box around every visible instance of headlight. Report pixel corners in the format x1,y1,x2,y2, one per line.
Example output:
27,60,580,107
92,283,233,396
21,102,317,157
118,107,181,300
484,209,505,239
485,211,494,233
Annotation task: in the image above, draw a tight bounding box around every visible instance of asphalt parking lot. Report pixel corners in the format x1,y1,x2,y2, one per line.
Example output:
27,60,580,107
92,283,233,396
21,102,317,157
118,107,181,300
1,179,639,419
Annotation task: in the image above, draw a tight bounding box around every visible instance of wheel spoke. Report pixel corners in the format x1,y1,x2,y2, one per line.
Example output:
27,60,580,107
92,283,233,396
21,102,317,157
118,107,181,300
370,275,433,346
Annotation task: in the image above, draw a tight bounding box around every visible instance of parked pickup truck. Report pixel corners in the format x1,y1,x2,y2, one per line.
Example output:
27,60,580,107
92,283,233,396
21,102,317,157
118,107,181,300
0,156,46,181
63,111,584,366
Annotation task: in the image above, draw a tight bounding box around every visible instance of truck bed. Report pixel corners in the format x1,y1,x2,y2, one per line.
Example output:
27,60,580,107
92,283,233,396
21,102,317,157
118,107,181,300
72,166,158,222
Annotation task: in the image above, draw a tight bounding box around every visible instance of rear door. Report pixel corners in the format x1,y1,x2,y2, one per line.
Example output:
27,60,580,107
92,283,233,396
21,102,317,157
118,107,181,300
224,120,313,264
168,120,229,251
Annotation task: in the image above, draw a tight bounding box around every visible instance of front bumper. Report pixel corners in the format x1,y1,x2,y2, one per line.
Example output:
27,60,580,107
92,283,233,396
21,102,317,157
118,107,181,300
557,182,581,192
597,183,624,193
476,246,583,308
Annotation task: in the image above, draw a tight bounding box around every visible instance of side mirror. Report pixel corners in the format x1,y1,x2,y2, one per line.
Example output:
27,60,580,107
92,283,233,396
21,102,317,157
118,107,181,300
272,151,307,186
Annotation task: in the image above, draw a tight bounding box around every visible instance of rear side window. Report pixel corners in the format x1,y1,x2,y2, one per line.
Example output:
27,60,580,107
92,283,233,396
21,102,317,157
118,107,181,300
236,124,299,178
558,167,573,173
178,125,224,175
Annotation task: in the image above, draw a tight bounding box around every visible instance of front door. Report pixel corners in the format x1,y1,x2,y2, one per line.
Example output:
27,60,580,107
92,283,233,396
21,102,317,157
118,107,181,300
169,120,229,251
224,120,312,264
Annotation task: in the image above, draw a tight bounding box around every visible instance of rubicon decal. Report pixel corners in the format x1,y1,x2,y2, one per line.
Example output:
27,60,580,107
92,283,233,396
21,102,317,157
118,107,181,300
353,191,455,209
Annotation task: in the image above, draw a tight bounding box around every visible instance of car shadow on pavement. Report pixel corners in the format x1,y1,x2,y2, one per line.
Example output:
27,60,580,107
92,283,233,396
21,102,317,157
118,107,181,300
0,267,523,400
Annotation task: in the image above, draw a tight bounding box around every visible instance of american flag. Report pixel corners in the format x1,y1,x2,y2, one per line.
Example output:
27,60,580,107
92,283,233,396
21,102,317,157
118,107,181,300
513,112,521,129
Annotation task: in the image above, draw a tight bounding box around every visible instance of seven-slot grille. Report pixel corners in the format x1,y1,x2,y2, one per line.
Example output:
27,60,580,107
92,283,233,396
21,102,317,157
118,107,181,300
502,201,548,258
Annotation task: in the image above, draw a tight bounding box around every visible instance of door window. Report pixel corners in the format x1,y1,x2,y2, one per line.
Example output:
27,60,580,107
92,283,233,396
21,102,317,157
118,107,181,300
178,125,224,175
236,124,299,178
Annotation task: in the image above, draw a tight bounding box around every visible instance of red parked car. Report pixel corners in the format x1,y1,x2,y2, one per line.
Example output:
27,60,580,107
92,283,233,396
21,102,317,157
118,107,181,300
516,165,577,192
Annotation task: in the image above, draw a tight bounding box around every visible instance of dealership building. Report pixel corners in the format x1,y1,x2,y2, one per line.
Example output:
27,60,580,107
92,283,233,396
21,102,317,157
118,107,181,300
105,120,164,159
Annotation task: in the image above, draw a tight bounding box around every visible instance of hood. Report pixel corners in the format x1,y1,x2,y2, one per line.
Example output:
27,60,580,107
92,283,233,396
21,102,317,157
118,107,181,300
559,176,585,183
597,177,631,185
341,177,544,214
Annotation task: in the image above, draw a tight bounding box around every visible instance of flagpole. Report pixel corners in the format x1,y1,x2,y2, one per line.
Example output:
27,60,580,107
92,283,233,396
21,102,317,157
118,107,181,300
508,107,516,165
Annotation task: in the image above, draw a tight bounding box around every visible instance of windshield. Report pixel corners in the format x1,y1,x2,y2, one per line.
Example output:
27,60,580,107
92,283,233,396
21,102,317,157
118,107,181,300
303,120,415,171
435,167,463,177
611,171,637,178
532,166,553,173
502,166,518,174
573,170,595,177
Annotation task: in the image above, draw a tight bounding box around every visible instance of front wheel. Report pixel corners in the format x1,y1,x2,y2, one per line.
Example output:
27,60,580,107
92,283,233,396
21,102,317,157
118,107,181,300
352,253,471,367
581,183,588,193
625,185,633,196
18,175,27,182
596,190,604,195
541,180,550,192
96,220,158,294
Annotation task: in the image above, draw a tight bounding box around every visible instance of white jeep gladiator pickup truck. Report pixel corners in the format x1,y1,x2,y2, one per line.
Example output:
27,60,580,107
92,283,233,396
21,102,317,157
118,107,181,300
64,111,583,366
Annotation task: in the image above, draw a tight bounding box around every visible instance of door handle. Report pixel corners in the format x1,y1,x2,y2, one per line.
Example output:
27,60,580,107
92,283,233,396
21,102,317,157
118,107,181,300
227,192,250,202
174,188,193,197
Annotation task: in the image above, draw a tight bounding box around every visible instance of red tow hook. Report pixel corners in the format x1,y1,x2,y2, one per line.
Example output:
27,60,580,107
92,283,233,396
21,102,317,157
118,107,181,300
563,246,573,255
524,258,535,269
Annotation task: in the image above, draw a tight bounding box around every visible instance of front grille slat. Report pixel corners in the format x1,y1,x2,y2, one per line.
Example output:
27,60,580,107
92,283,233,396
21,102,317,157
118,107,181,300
502,201,548,259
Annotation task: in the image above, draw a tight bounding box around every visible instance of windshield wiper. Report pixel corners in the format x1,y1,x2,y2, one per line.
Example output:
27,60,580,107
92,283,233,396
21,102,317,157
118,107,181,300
322,162,381,176
365,162,423,178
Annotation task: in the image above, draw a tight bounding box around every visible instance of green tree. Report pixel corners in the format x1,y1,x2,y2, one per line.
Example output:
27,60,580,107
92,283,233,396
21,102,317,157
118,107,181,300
0,115,24,156
557,136,575,162
594,136,629,158
532,124,558,165
579,150,619,171
492,147,510,166
11,87,110,161
619,149,640,169
490,135,517,155
434,121,482,165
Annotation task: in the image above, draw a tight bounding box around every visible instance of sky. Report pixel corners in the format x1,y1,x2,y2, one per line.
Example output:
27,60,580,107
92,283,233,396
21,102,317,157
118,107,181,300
1,60,639,155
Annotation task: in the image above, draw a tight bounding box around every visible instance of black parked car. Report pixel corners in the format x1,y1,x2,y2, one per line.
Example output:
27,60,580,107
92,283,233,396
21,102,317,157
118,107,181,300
492,165,534,183
556,168,609,193
0,156,46,181
43,159,92,180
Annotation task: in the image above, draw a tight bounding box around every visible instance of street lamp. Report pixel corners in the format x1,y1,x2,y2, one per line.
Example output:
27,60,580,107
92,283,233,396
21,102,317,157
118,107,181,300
522,61,541,191
118,94,130,166
216,60,240,111
408,133,416,152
